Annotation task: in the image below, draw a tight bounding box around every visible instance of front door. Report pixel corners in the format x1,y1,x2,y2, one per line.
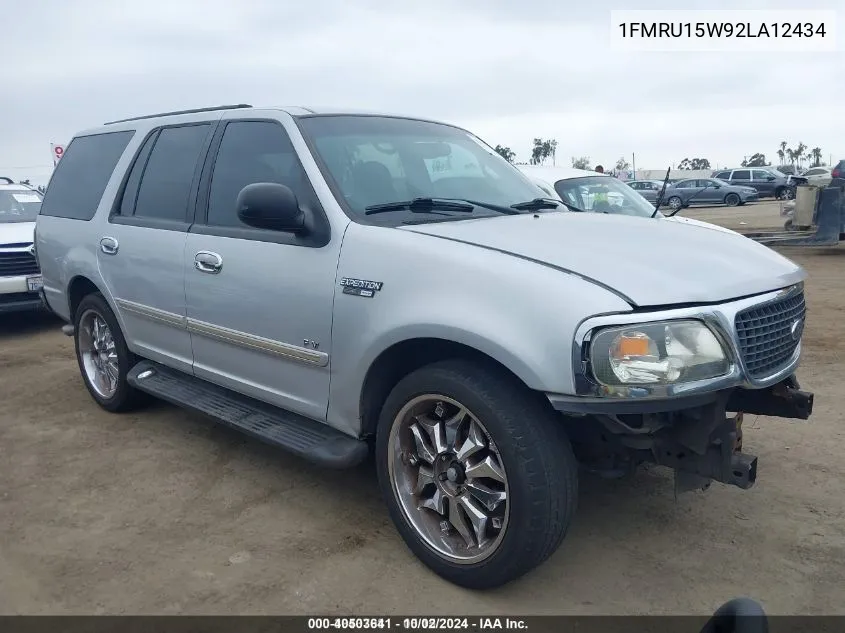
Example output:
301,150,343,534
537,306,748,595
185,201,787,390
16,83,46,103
184,115,342,424
99,121,215,373
751,169,777,196
696,179,722,204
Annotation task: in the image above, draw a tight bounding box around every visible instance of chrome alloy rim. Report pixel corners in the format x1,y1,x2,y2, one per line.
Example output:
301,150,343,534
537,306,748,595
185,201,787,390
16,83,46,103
387,395,509,564
78,309,119,398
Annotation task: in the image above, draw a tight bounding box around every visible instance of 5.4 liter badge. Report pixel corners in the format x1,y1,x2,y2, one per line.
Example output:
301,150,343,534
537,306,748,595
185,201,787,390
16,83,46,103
340,277,384,298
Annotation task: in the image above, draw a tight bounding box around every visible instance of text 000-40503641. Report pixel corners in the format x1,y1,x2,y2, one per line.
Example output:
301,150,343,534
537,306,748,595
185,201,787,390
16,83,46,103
610,9,838,52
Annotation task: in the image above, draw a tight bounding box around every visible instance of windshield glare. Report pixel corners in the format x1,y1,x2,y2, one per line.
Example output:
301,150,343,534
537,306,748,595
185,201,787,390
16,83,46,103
296,116,543,222
0,190,42,223
553,177,657,217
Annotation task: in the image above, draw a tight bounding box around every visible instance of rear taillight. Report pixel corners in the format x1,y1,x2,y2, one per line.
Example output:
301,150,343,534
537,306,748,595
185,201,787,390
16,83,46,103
833,168,841,178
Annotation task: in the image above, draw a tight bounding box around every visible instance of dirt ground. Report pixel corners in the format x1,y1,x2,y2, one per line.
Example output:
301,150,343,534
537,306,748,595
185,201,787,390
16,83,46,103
1,200,843,615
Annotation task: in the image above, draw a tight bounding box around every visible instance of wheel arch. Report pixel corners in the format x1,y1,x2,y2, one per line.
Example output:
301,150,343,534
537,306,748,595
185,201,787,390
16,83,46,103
67,275,107,319
359,336,551,438
66,275,128,342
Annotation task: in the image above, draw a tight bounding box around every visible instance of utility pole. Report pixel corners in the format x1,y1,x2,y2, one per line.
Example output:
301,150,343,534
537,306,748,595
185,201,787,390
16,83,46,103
632,152,636,179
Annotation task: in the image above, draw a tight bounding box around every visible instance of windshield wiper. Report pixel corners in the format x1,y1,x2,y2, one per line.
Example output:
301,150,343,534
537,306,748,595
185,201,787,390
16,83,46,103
651,168,671,218
365,198,475,215
365,197,521,216
510,197,562,211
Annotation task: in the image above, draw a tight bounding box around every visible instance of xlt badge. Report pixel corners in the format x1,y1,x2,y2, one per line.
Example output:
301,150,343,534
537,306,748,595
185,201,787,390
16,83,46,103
340,277,383,298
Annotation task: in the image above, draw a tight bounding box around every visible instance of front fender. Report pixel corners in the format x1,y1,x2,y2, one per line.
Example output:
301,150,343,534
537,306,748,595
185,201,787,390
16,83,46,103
325,222,632,435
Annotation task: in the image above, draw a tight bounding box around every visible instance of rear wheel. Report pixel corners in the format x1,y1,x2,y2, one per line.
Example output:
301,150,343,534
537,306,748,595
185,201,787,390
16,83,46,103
725,193,740,207
668,196,683,211
376,359,578,589
74,292,147,412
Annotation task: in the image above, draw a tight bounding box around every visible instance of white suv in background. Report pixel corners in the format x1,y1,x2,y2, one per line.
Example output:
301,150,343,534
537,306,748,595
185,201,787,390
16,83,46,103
0,177,44,314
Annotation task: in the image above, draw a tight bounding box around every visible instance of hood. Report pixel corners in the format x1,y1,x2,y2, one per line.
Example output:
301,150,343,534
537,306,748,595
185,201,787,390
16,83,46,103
401,212,804,308
0,221,35,246
665,215,738,235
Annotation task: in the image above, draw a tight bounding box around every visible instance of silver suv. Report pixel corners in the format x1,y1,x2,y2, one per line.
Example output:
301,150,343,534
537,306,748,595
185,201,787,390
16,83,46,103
36,104,814,589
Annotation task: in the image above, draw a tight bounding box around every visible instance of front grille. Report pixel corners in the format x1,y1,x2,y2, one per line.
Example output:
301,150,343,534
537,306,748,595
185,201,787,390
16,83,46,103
0,250,39,277
735,289,806,379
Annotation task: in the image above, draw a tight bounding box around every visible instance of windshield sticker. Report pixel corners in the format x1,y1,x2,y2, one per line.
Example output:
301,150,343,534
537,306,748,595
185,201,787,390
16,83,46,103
12,193,41,203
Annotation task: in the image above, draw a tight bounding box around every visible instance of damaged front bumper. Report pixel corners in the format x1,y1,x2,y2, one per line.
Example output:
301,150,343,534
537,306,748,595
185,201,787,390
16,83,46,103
548,375,813,493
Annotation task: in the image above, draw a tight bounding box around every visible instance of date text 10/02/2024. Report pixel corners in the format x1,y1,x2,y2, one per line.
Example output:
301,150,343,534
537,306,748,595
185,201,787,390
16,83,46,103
307,618,528,630
617,21,827,39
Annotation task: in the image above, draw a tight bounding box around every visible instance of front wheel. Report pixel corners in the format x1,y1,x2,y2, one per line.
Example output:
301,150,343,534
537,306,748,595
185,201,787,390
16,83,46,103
376,359,578,589
725,193,741,207
668,196,683,211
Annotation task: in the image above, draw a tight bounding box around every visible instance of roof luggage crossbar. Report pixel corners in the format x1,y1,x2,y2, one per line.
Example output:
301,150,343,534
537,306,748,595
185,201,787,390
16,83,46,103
0,176,14,184
104,104,253,125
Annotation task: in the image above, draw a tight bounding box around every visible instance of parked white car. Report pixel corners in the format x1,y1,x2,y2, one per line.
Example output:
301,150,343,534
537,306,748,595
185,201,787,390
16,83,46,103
799,166,833,187
516,165,737,235
0,178,44,313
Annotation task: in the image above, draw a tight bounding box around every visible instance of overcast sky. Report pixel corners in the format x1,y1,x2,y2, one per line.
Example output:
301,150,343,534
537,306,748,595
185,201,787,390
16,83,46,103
1,0,842,185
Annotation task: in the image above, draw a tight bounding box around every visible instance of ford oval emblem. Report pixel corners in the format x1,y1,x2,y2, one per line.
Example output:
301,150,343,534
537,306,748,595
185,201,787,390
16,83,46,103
790,318,805,341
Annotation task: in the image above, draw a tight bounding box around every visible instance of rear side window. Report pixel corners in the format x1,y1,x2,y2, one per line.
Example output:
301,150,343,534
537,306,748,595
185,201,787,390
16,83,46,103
39,130,134,220
714,171,731,180
132,124,211,221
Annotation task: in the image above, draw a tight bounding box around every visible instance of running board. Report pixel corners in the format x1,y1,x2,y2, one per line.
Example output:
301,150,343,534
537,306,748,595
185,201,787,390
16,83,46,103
126,361,369,469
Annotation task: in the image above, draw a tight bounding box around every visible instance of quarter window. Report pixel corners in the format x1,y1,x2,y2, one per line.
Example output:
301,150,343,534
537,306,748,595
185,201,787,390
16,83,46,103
40,131,134,221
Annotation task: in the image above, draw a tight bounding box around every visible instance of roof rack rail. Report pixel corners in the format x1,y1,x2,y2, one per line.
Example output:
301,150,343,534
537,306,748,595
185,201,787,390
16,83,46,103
0,176,15,184
104,104,253,125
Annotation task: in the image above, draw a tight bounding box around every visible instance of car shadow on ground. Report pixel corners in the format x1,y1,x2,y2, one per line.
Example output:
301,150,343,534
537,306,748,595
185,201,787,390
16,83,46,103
138,401,683,549
0,310,64,341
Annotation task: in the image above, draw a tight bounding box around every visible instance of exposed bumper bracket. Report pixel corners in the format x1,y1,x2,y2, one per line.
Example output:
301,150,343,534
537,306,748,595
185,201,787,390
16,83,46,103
727,378,813,420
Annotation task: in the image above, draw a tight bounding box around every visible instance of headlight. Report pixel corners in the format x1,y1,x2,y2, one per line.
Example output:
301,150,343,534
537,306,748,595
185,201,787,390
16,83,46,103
589,320,730,386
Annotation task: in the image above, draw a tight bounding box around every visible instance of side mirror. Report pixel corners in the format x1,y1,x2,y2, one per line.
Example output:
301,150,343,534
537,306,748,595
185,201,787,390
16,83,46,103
236,183,305,233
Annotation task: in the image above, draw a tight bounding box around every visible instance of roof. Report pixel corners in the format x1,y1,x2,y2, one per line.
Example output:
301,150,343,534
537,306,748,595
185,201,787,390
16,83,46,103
516,165,609,183
0,181,39,193
76,104,459,140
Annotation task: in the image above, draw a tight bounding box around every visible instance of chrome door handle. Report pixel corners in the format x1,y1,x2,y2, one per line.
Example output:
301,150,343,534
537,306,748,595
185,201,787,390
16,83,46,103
100,236,119,255
194,251,223,274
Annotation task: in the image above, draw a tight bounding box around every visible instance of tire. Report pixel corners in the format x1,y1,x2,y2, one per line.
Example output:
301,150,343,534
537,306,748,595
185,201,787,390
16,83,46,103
667,196,683,211
73,292,147,413
724,193,740,207
776,187,794,201
375,359,578,589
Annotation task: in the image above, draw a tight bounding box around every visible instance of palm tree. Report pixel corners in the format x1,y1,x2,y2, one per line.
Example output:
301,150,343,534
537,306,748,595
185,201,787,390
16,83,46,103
794,142,807,169
811,147,823,167
777,141,787,164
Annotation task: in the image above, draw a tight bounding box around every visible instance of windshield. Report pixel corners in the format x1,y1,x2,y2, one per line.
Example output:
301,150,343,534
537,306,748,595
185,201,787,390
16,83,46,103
0,189,42,223
296,115,545,224
553,176,658,217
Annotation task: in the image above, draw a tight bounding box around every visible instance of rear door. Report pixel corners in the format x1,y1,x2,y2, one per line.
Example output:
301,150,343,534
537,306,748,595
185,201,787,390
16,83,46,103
731,169,753,190
98,121,216,373
751,169,777,195
674,179,700,204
